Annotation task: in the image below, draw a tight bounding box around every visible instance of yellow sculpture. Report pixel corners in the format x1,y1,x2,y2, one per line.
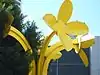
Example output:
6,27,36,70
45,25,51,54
43,0,89,52
41,0,95,75
1,0,95,75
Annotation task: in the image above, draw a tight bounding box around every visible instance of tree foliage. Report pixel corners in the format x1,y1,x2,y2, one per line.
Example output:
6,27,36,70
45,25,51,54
23,21,42,60
0,0,43,75
0,0,25,31
0,0,25,46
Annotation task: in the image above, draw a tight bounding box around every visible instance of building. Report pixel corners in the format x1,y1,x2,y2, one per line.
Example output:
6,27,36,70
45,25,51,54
48,36,100,75
91,36,100,75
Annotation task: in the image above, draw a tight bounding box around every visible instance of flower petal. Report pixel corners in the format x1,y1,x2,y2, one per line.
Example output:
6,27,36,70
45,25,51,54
73,45,80,53
66,21,89,35
43,14,56,28
81,34,95,48
78,49,89,67
58,32,73,51
73,34,95,48
57,0,73,22
81,39,95,48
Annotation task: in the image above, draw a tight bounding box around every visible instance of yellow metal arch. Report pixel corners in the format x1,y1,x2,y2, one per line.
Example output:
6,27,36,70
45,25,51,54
42,41,89,75
42,44,64,75
43,52,62,75
8,26,36,75
38,31,56,75
45,42,64,57
8,26,31,51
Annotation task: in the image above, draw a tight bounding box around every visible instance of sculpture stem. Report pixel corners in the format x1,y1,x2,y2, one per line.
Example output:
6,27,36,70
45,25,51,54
37,31,56,75
42,43,64,75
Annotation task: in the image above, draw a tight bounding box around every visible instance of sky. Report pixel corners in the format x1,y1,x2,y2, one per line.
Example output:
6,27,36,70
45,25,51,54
21,0,100,44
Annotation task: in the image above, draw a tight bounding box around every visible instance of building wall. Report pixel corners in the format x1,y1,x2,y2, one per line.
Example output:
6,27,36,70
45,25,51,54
91,36,100,75
48,49,90,75
48,36,100,75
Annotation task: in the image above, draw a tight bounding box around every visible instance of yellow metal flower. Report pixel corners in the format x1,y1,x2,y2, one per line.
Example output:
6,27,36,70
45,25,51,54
43,0,89,52
44,34,95,70
73,34,94,53
42,35,95,75
72,34,94,66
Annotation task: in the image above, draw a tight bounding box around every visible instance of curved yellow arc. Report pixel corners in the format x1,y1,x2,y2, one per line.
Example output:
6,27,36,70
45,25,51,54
79,49,89,67
42,45,64,75
8,26,31,52
38,31,56,75
8,26,36,75
43,42,89,75
45,42,63,57
52,52,62,60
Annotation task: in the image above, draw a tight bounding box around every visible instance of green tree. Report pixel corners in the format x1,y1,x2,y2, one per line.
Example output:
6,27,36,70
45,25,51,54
0,0,25,31
0,0,26,46
23,21,42,61
0,0,43,75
